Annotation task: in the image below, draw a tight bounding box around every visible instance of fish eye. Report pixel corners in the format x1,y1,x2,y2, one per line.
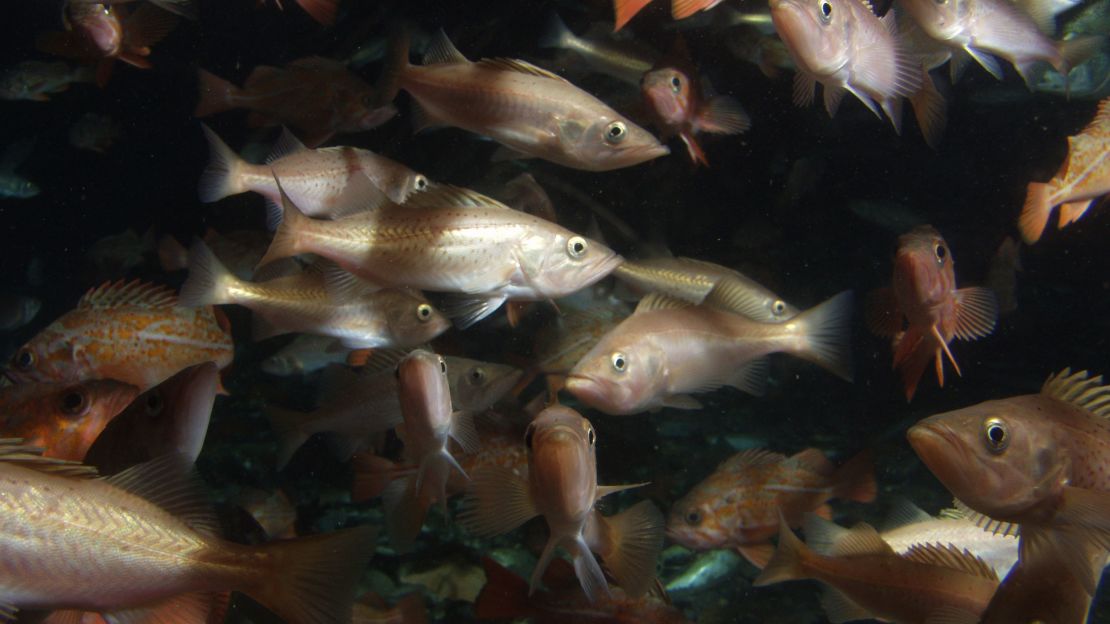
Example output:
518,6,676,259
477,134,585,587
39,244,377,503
416,303,434,322
982,417,1009,453
567,236,588,258
524,424,535,450
469,368,486,385
439,358,447,374
145,392,164,416
13,348,34,371
670,75,682,93
772,300,787,316
587,426,596,445
819,0,833,20
60,388,88,415
685,509,702,526
414,175,428,191
611,352,627,372
604,121,627,144
934,244,947,262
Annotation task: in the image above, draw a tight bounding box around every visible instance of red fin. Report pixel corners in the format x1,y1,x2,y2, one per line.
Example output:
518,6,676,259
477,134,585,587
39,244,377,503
207,592,232,624
830,450,877,503
953,287,998,341
864,287,901,337
347,349,374,367
672,0,719,19
614,0,654,30
506,301,530,328
1018,182,1053,244
475,557,536,620
892,327,930,401
679,131,709,166
736,543,775,570
295,0,338,25
695,96,751,135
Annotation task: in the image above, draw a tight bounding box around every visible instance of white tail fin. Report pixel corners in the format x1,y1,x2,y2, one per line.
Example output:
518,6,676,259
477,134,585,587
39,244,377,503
793,290,855,382
179,240,239,308
197,124,246,203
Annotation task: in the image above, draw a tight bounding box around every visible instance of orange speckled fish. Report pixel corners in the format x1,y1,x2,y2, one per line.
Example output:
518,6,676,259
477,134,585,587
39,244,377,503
7,280,234,393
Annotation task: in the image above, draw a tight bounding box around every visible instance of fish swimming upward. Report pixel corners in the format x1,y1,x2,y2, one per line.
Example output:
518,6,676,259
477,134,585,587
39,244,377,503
866,226,998,401
8,280,234,393
376,29,669,171
1019,97,1110,243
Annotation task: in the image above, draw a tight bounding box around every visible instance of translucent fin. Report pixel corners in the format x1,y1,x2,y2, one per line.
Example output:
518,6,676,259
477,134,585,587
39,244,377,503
953,287,999,340
104,454,220,537
459,466,538,537
598,501,664,598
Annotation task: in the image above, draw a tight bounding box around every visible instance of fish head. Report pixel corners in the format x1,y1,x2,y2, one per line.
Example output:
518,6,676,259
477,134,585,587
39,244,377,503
908,397,1067,521
380,290,451,349
7,331,70,384
398,350,454,439
565,329,666,415
666,482,736,549
894,225,956,310
0,379,138,460
446,356,523,413
520,228,623,299
260,354,301,376
70,4,123,57
526,405,599,524
769,0,853,78
897,0,966,42
641,67,695,130
556,115,670,171
119,362,217,461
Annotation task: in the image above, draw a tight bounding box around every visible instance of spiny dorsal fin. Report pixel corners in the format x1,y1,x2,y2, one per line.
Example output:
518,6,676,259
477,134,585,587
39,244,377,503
720,448,786,472
1085,98,1110,134
423,29,469,65
104,453,221,537
1041,368,1110,418
856,0,876,12
79,280,178,310
634,292,693,314
901,542,999,580
953,499,1020,537
475,58,570,84
0,439,99,478
404,183,512,211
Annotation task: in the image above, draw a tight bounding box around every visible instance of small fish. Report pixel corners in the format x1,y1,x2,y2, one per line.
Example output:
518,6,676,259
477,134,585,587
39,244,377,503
984,236,1021,315
1019,97,1110,243
496,173,558,223
461,405,664,602
0,379,138,461
0,441,375,623
664,549,742,593
667,448,876,566
195,58,397,148
865,226,998,401
475,557,691,623
180,241,450,350
0,140,40,199
260,334,349,376
0,294,42,331
540,13,660,86
0,61,95,101
259,184,623,328
641,39,750,166
878,500,1019,579
198,125,429,228
613,0,726,31
8,280,234,393
68,112,122,153
907,368,1110,593
725,27,796,79
85,227,154,278
755,514,999,623
565,280,853,415
376,29,668,171
83,361,218,473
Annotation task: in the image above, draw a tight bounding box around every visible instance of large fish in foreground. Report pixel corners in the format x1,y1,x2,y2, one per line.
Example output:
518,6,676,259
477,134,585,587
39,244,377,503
1019,97,1110,243
259,183,623,327
0,441,375,623
376,30,668,171
866,226,998,401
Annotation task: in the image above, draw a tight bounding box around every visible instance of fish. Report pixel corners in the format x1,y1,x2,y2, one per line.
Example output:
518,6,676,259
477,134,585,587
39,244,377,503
195,57,397,148
65,0,198,20
460,405,664,602
540,13,660,86
233,486,299,540
260,334,350,376
666,448,876,566
865,225,998,401
83,361,218,474
640,39,750,166
85,227,155,278
725,27,796,79
985,236,1021,316
180,240,451,350
1019,97,1110,243
612,257,799,321
878,500,1019,579
496,173,558,223
565,280,853,415
68,112,122,153
475,557,691,623
754,514,999,623
7,280,234,393
259,183,623,328
376,29,668,171
977,542,1105,624
0,140,40,199
613,0,726,31
0,379,139,461
906,368,1110,593
0,441,376,623
0,61,95,101
198,125,430,228
0,294,42,331
664,549,743,593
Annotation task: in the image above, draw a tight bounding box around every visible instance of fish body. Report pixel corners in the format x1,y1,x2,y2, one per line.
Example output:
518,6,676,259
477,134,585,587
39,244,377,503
1019,97,1110,243
461,405,663,602
379,30,668,171
878,502,1019,579
667,449,876,559
0,380,138,461
9,281,232,392
37,3,178,78
260,334,349,376
0,442,374,622
565,281,853,415
866,226,998,401
261,184,623,328
540,13,659,86
0,61,95,101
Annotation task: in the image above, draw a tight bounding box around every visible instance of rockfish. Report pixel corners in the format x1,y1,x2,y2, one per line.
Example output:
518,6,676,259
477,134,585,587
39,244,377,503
0,379,138,461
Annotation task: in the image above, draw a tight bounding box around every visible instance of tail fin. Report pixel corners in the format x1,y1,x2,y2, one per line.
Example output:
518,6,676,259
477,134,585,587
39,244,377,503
195,69,240,118
1018,182,1053,244
892,327,933,401
539,12,575,50
474,558,536,620
830,450,877,504
266,406,311,469
179,240,239,308
793,290,854,382
197,124,247,203
374,28,411,108
679,132,709,167
251,525,377,624
257,185,311,270
382,476,430,552
1058,35,1106,76
598,501,664,598
614,0,654,30
752,518,809,586
294,0,338,25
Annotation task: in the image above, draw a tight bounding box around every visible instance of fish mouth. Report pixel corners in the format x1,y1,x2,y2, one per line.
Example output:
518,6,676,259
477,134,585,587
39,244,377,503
907,420,974,490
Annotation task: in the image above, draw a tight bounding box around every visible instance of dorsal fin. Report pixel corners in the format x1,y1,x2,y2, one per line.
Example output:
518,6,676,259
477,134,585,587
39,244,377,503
901,543,999,580
803,514,893,557
266,126,308,164
104,453,221,537
0,439,99,478
953,499,1020,537
1084,98,1110,134
1041,368,1110,418
880,498,934,532
787,448,835,475
720,448,786,472
79,280,178,310
701,275,770,319
423,29,468,65
475,58,570,84
634,292,693,314
404,183,512,211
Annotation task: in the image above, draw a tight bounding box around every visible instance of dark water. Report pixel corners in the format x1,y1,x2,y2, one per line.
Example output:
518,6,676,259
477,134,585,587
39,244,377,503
1,0,1108,622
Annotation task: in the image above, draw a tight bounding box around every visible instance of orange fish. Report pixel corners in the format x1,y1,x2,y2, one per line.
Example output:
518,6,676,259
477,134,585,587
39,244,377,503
8,280,234,393
1019,97,1110,243
666,448,875,567
0,379,138,461
866,226,998,401
613,0,725,31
